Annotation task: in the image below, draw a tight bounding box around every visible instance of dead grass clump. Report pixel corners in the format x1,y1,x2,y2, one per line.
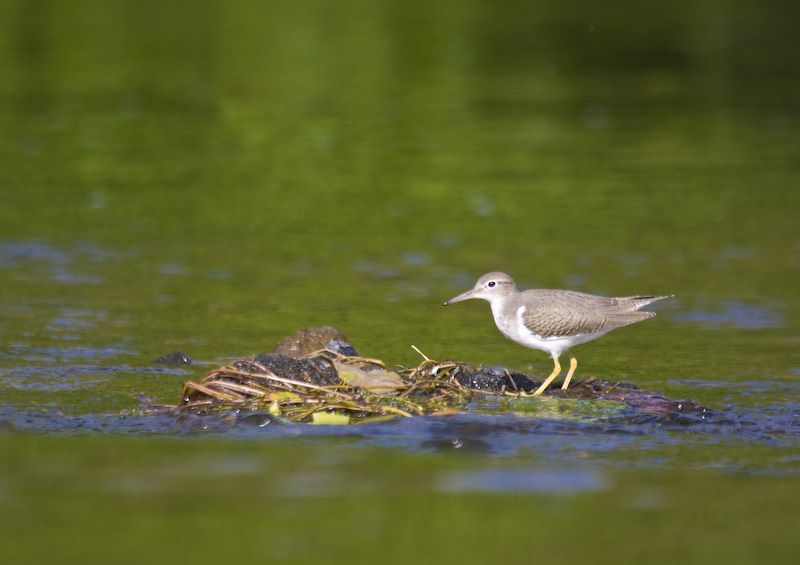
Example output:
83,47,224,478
178,351,475,424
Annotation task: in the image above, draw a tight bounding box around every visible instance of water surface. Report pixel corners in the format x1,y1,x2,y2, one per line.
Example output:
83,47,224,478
1,0,798,563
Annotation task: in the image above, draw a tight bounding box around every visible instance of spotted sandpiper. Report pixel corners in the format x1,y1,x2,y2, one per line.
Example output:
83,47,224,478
444,272,671,396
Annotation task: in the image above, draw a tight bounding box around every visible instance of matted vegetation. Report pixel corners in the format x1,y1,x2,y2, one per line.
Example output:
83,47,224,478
173,327,710,425
179,351,481,424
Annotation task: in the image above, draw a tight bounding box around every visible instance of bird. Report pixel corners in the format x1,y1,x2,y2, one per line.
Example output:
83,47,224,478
444,272,671,396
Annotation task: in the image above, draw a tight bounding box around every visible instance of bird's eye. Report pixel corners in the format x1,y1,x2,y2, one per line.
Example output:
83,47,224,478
487,281,496,288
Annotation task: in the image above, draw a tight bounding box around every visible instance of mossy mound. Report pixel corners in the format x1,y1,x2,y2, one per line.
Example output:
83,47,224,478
174,327,710,425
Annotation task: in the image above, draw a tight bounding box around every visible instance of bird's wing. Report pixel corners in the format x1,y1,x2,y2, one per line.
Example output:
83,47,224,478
519,290,659,338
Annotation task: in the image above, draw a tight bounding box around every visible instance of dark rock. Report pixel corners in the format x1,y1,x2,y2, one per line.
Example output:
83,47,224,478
151,351,192,366
252,353,341,386
451,365,537,393
324,340,359,357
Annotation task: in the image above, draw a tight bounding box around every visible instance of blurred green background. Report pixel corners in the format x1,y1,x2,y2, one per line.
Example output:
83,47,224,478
1,0,798,562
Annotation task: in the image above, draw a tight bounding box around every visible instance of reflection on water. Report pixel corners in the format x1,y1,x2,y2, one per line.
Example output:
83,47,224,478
438,468,608,495
1,384,797,475
675,302,783,329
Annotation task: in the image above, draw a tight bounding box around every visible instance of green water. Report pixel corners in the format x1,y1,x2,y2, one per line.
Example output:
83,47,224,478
1,0,799,562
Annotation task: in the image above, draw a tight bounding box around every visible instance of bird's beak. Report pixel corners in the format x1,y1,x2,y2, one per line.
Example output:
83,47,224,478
443,289,477,306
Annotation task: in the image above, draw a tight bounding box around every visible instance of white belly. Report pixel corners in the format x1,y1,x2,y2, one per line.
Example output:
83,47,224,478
491,303,611,359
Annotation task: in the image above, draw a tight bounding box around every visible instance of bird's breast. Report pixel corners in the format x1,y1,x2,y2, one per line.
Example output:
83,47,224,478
490,303,552,353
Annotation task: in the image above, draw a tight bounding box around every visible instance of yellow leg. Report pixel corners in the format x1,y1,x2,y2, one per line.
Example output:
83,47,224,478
561,350,577,390
532,356,561,396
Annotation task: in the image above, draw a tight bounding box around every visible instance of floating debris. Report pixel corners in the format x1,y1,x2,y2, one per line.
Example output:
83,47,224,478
176,327,711,425
179,351,473,423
